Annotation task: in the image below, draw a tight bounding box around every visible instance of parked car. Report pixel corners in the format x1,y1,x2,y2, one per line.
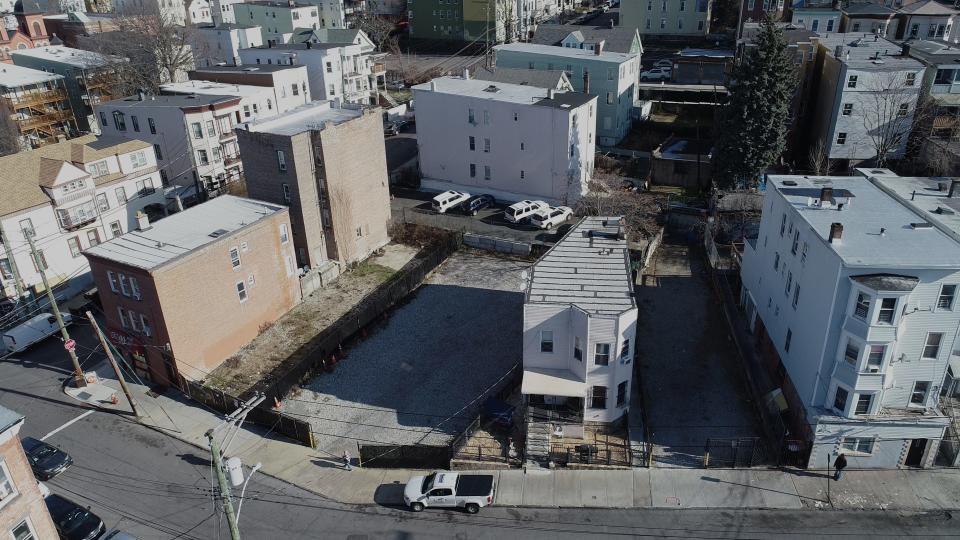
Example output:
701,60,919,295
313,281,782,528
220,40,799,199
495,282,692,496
432,190,472,213
640,67,672,81
460,194,496,216
45,494,105,540
530,206,573,229
1,312,72,354
21,437,73,480
652,59,674,69
504,200,549,224
404,471,495,513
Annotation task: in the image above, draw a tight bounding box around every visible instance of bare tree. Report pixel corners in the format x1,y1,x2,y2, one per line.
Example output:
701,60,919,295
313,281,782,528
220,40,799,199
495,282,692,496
861,71,922,167
574,171,665,241
807,137,831,176
0,102,21,157
355,0,396,51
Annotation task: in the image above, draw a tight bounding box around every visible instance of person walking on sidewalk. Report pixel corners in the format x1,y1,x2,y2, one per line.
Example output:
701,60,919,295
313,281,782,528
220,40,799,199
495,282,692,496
342,450,353,471
833,453,847,481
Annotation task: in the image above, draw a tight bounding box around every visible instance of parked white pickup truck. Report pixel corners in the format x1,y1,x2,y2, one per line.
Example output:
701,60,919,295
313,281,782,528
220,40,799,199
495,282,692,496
403,471,495,513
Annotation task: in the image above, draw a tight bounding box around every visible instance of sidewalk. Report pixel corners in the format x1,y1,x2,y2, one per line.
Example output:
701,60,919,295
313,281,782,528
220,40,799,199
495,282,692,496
66,361,960,511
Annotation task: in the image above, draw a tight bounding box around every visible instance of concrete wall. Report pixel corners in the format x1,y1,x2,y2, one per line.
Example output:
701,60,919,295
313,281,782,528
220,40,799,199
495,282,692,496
0,420,59,540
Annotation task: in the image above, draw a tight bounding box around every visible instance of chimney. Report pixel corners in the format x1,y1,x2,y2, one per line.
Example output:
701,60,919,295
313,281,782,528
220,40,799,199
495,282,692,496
136,211,151,231
463,67,470,79
548,88,555,100
829,222,843,243
583,70,590,94
306,41,311,49
609,19,614,29
820,186,834,206
429,79,437,91
594,40,604,55
950,180,960,198
834,45,844,58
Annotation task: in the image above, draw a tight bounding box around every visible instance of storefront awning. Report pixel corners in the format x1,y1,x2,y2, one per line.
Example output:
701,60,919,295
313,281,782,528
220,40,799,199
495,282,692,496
521,368,586,397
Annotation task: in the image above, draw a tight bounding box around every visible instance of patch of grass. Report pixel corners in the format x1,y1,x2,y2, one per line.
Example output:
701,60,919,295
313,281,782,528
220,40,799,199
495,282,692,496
351,262,396,282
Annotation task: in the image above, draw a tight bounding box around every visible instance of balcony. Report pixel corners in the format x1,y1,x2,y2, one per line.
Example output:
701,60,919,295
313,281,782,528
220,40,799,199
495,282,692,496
57,203,97,230
219,130,237,142
224,155,242,167
11,89,68,108
843,315,899,343
17,110,74,131
49,186,95,207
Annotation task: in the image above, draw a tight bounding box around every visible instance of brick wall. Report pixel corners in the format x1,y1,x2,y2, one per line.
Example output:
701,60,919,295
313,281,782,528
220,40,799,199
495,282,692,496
0,424,58,540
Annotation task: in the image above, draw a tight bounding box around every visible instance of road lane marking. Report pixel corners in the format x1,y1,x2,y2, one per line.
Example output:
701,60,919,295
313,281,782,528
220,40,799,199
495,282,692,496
41,409,94,441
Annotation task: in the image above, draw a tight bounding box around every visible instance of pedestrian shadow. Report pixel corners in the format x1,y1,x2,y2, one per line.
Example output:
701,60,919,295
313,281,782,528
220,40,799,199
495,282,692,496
701,475,829,504
177,453,210,466
310,457,349,469
373,481,406,507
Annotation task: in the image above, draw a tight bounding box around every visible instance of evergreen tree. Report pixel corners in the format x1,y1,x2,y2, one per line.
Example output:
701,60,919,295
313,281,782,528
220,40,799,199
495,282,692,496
714,16,796,189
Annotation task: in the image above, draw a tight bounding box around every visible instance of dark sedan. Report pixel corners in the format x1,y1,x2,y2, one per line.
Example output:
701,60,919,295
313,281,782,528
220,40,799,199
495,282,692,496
460,194,496,216
45,494,105,540
21,437,73,480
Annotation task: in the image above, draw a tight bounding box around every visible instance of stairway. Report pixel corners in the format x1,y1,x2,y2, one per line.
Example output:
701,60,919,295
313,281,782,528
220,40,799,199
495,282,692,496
525,421,552,468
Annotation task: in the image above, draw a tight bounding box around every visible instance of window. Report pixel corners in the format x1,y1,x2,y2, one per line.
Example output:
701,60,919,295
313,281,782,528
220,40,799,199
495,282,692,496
897,103,909,117
285,255,295,276
0,460,18,509
513,112,518,121
483,138,490,153
826,19,834,32
280,224,289,244
844,341,860,366
841,437,874,454
923,333,943,359
847,75,858,88
468,108,475,124
606,92,614,105
590,386,607,409
540,330,554,353
110,221,122,238
811,19,819,32
862,345,885,372
67,237,81,258
206,120,216,136
620,339,631,362
140,314,151,337
212,147,221,163
595,343,611,365
785,272,792,296
237,281,248,302
468,136,475,151
191,122,203,139
30,249,47,272
197,150,209,165
153,144,163,160
484,165,491,181
230,247,241,268
483,110,489,125
107,271,118,293
853,393,873,415
282,183,291,203
520,170,525,179
119,273,129,296
99,111,107,126
148,117,156,134
842,103,853,116
833,386,848,413
906,72,916,86
135,178,155,196
801,242,808,263
574,336,582,361
779,214,786,236
616,381,627,407
130,276,141,299
938,284,956,310
277,150,286,172
96,193,110,213
113,111,126,131
660,18,666,29
911,381,930,405
130,151,147,168
131,115,140,132
792,285,800,309
854,292,870,319
469,163,476,178
0,259,12,280
90,160,109,177
117,306,128,328
11,518,37,540
773,252,780,270
784,329,792,352
836,132,847,145
877,298,896,323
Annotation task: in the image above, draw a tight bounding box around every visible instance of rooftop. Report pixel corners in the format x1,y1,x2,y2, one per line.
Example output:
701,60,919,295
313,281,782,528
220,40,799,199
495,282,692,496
899,0,957,16
863,170,960,245
191,64,304,74
816,33,922,71
472,66,570,89
196,23,260,31
740,23,818,45
0,404,23,434
11,45,114,68
161,80,272,99
106,93,240,109
679,48,735,59
529,23,640,54
842,3,897,16
247,42,349,52
0,63,63,88
83,195,285,271
242,0,313,8
525,217,635,315
906,39,960,65
413,76,593,109
0,134,150,217
494,42,634,64
768,174,960,268
240,100,360,136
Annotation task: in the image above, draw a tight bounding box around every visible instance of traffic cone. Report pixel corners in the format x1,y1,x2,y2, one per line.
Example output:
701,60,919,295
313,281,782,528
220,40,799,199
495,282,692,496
273,397,281,409
110,393,119,405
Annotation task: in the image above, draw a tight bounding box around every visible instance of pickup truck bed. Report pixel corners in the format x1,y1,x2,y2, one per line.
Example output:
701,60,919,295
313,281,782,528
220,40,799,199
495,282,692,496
456,475,494,497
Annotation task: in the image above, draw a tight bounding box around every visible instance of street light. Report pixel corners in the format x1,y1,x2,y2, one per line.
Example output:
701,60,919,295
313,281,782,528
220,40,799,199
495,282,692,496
235,461,263,523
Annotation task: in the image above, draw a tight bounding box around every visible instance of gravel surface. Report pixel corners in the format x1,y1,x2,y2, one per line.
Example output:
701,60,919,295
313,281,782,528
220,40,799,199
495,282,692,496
288,250,532,458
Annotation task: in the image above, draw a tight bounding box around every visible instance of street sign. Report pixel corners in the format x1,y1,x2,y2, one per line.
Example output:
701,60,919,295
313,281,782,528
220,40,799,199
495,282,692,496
64,339,76,351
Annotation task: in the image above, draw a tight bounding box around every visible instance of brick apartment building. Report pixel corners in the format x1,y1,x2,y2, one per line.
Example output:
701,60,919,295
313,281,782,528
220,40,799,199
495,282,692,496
83,196,301,385
0,406,58,540
237,101,391,267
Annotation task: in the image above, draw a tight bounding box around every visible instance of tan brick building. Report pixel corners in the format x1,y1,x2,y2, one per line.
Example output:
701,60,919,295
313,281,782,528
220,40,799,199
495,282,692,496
0,406,58,540
83,196,301,385
237,101,391,267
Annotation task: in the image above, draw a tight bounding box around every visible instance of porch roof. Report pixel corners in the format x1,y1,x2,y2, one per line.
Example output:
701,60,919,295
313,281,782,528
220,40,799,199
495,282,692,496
521,368,586,397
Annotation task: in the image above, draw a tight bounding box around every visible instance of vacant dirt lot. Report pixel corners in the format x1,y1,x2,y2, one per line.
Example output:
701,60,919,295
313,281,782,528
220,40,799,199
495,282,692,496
284,250,531,459
206,244,419,396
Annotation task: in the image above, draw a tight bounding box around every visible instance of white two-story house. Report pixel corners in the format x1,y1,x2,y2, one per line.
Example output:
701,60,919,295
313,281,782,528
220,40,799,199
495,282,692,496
739,172,959,469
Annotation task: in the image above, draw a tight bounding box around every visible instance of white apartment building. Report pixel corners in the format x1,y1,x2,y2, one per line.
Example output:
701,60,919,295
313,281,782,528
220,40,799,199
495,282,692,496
160,79,291,122
94,93,243,191
810,34,924,167
412,76,597,205
113,0,188,23
739,172,959,469
0,134,166,311
897,0,959,42
187,0,214,24
238,42,373,105
209,0,246,24
188,63,311,112
192,23,264,67
521,216,637,426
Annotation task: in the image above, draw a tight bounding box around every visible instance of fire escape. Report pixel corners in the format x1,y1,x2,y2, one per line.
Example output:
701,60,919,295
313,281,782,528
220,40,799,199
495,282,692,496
9,86,75,149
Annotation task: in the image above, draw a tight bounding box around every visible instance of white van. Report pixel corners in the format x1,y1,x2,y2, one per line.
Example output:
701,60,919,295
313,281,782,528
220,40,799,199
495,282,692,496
432,190,471,213
2,312,72,354
504,200,548,223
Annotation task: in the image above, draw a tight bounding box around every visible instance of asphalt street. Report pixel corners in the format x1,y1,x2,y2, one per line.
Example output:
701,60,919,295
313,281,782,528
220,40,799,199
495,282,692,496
1,321,958,539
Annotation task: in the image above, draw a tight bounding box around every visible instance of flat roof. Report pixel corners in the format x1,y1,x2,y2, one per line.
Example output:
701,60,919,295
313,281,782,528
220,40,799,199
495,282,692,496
11,45,114,68
242,0,313,7
161,80,271,99
106,93,239,109
247,42,348,51
0,63,63,87
472,66,569,89
816,33,923,71
413,76,592,108
192,64,304,74
768,175,960,268
494,42,633,64
521,367,586,397
0,404,24,434
865,171,960,245
196,23,260,30
83,195,285,271
907,39,960,65
526,216,635,315
241,101,360,136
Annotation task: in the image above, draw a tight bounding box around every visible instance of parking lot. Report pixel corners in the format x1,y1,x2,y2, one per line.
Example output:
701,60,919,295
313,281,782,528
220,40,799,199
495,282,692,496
286,251,531,460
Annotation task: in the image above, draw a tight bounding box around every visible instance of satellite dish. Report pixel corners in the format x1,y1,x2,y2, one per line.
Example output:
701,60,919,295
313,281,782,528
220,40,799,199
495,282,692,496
520,271,529,280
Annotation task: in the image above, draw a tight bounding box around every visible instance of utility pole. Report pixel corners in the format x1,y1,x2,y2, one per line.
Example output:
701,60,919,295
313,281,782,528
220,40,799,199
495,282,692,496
207,429,242,540
85,311,137,417
24,230,85,387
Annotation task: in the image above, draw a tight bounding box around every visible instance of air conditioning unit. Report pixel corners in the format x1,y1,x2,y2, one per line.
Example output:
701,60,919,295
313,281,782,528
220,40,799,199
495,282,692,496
552,425,564,438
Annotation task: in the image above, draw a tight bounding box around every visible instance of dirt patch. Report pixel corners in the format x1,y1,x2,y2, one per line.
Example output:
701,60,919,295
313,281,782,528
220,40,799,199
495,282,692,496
205,244,419,397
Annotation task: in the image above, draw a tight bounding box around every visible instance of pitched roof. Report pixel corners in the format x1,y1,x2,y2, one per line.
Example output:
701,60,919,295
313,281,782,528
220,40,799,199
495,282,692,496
0,134,150,217
0,404,23,434
899,0,958,15
472,66,570,89
530,24,639,54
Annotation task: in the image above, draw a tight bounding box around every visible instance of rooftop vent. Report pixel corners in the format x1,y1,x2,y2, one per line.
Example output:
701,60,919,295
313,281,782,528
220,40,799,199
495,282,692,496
482,84,500,93
871,169,885,174
911,222,934,229
829,222,843,243
209,228,229,238
782,180,798,186
935,206,956,215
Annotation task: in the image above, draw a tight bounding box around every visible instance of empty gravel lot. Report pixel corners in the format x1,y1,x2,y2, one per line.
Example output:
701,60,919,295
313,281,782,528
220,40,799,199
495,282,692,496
287,250,531,458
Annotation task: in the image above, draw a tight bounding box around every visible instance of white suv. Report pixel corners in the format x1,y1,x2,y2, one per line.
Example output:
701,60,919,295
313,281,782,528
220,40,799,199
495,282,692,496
530,206,573,229
504,200,549,223
432,190,471,213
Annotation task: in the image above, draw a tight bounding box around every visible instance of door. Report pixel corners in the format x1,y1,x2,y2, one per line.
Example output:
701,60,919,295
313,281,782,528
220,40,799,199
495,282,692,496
905,439,928,467
426,488,454,507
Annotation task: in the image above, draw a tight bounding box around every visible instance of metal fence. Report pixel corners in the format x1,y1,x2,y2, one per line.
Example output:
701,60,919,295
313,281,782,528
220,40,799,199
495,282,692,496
704,437,769,469
395,206,549,246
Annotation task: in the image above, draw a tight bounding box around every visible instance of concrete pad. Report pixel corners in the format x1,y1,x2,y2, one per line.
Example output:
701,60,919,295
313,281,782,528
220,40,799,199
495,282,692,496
649,468,681,507
689,470,801,509
522,470,556,507
553,470,582,507
633,469,653,507
579,470,609,508
829,470,921,511
603,470,634,508
904,469,960,510
495,470,525,506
